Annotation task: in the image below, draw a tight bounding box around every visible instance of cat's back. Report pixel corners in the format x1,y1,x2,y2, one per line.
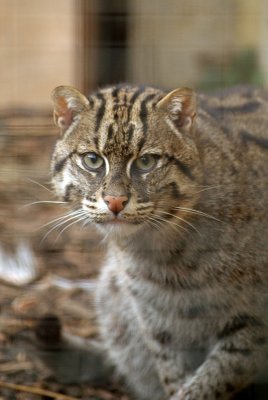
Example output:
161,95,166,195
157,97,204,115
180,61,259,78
197,86,268,215
199,85,268,139
198,86,268,153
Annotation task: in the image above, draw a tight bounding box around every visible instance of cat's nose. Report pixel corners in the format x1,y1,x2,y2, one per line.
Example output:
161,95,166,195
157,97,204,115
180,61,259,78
103,195,129,215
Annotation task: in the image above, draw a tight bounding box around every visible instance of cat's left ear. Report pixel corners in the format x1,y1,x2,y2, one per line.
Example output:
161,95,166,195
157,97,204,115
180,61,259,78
157,87,196,132
51,86,89,133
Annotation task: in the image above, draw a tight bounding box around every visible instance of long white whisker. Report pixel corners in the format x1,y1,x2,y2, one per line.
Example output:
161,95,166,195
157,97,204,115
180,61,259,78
22,200,67,209
147,216,163,232
81,217,92,230
26,178,53,193
40,210,85,243
37,210,84,231
153,214,189,234
158,210,200,234
173,206,223,223
55,215,88,241
193,184,222,194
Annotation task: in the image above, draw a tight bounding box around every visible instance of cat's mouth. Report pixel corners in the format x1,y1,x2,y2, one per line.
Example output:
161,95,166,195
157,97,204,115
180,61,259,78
87,210,144,225
103,218,129,224
100,216,142,226
91,211,147,232
83,205,147,227
94,214,144,238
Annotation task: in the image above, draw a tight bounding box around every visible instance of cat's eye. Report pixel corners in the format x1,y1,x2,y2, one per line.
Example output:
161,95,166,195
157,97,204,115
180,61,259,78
82,152,104,171
133,154,157,173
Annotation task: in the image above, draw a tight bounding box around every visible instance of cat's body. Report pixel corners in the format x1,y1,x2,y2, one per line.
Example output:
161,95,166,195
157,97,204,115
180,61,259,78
42,84,268,400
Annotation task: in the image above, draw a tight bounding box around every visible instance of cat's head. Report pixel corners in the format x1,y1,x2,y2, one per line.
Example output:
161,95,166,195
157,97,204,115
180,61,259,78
51,84,202,239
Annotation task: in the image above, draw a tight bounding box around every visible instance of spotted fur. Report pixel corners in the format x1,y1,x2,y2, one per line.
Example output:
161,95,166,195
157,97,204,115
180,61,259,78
50,84,268,400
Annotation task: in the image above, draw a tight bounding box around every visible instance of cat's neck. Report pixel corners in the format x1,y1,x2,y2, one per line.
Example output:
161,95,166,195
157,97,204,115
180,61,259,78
107,223,190,264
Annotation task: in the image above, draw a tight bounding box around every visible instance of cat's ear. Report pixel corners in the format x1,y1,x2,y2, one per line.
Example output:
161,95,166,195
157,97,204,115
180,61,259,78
157,87,196,132
51,86,89,133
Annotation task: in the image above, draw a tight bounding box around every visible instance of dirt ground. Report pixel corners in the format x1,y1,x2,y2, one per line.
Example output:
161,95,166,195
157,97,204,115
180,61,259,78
0,113,129,400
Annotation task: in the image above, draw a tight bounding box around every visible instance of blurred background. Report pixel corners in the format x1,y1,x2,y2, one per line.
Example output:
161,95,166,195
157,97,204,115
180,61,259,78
2,0,268,111
0,0,267,398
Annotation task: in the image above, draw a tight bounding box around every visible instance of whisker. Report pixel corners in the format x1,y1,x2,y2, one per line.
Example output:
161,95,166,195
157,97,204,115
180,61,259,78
26,178,53,193
40,210,85,243
36,210,83,231
55,214,88,241
153,214,189,234
21,200,67,209
158,210,201,235
147,216,163,233
157,203,222,223
193,184,222,194
80,216,92,231
173,206,223,223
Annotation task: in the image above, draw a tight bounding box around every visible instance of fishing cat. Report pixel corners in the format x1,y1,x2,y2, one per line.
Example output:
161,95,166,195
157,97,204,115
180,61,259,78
37,84,268,399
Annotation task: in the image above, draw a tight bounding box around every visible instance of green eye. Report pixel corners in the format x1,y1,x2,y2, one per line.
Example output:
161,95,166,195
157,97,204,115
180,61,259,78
83,152,104,171
133,154,157,172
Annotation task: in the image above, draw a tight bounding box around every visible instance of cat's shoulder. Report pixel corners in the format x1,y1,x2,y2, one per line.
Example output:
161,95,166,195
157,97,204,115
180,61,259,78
197,85,268,149
198,85,268,121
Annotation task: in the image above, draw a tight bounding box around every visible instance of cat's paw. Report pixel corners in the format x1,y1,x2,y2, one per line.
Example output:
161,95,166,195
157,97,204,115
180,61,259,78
34,314,114,385
169,387,183,400
170,385,201,400
34,314,85,383
35,313,62,348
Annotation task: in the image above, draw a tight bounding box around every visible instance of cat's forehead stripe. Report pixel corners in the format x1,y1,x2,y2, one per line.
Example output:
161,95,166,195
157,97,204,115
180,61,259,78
139,93,157,137
127,86,147,119
95,92,106,133
91,88,140,152
111,85,120,99
86,85,166,157
92,85,160,120
126,123,135,142
107,124,114,142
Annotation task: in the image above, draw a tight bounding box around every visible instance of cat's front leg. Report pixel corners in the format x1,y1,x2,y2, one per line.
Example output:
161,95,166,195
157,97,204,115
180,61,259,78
34,314,114,385
169,319,266,400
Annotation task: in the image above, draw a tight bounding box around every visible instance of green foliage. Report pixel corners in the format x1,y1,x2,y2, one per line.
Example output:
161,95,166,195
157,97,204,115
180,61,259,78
198,49,263,91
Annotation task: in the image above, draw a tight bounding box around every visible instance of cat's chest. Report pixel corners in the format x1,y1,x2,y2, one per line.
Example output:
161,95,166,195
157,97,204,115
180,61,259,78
126,270,222,341
103,251,228,345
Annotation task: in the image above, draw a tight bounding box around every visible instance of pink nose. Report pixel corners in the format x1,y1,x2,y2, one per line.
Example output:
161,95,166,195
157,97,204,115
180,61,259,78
103,195,129,215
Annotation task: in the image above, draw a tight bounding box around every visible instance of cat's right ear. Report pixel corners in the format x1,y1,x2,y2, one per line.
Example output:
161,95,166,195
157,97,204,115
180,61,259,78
51,86,89,133
157,87,196,133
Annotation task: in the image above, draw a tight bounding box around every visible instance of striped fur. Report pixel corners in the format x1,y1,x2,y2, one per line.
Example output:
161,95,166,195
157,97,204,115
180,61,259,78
50,84,268,400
